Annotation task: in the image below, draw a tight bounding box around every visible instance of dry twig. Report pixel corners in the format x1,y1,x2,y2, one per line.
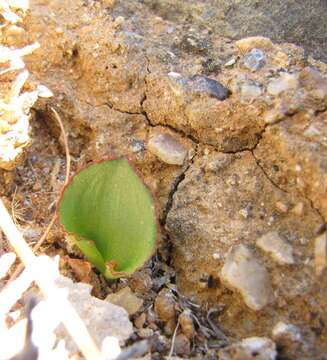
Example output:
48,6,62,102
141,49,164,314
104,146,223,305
7,107,71,282
167,315,181,359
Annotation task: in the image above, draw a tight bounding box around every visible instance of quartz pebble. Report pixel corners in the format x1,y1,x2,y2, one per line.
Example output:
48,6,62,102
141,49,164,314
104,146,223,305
219,337,277,360
148,132,187,165
314,232,327,276
256,231,294,265
220,245,274,310
242,48,266,71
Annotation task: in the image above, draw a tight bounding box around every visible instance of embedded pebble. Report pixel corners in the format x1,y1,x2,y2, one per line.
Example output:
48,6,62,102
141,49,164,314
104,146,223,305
239,79,262,101
275,201,289,213
219,337,277,360
267,73,298,96
220,245,274,311
303,124,321,138
263,108,284,124
314,232,327,276
256,231,294,265
137,328,154,338
291,202,304,216
148,133,188,165
272,321,302,342
188,75,231,100
242,49,266,71
235,36,273,53
106,286,144,316
154,288,177,321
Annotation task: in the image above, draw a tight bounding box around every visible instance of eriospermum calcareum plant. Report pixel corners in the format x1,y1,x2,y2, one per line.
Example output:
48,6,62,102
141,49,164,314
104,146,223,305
58,158,158,279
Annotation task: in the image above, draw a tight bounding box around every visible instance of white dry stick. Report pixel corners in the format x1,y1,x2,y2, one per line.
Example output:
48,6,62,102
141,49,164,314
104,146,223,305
0,266,33,315
0,199,105,360
0,0,21,23
0,252,16,279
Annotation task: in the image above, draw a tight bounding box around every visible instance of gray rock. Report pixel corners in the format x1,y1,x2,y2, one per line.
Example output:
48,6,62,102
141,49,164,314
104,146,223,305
188,75,230,100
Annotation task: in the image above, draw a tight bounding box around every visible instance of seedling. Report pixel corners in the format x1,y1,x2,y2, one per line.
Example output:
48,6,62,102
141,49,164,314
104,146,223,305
58,158,157,279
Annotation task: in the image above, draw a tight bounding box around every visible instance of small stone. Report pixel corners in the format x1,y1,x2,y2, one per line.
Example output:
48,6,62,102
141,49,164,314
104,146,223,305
101,0,115,8
134,313,146,329
263,108,284,124
106,286,144,316
154,288,177,321
225,58,236,67
219,337,277,360
173,334,191,356
272,322,302,342
131,140,145,153
242,49,266,71
138,328,154,338
148,133,187,165
179,310,195,339
113,16,125,29
267,73,298,96
303,125,321,138
235,36,273,53
256,231,294,265
129,270,153,294
291,202,304,216
37,84,53,98
220,245,274,311
275,201,289,213
314,232,327,276
188,75,231,100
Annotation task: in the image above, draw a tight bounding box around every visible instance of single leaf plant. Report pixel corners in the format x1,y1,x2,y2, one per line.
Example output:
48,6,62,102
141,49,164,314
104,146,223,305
58,158,157,279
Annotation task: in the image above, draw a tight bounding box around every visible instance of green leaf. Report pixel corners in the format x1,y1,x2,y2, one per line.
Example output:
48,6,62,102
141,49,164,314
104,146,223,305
59,158,157,279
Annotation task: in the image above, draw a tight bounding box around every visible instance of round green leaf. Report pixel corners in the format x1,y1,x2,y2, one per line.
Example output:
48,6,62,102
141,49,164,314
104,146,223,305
59,158,157,279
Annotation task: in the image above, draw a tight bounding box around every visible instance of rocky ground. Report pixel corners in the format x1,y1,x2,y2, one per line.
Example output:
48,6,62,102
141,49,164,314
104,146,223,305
1,0,327,359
